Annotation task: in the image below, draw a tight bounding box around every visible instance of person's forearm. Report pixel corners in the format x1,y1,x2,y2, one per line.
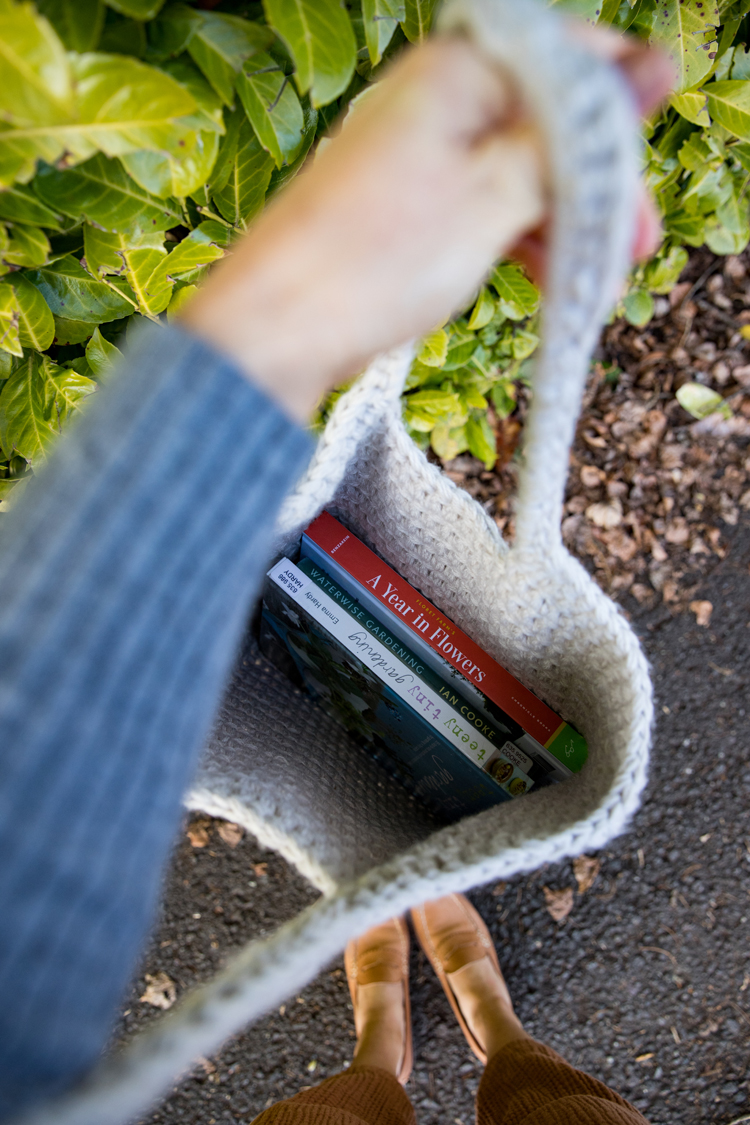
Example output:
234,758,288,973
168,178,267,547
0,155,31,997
0,325,311,1118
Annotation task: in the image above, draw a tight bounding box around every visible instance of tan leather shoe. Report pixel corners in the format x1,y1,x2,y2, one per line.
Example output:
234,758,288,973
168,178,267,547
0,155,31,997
411,893,503,1064
344,916,413,1085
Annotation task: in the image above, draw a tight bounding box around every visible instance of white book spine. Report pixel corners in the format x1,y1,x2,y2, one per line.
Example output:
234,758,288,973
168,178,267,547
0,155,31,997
268,559,533,794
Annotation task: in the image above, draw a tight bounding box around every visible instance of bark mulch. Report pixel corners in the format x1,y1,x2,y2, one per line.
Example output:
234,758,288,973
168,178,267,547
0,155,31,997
440,246,750,626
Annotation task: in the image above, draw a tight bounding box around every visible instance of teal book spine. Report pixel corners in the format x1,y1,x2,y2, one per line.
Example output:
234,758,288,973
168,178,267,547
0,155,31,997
260,560,513,822
296,556,535,797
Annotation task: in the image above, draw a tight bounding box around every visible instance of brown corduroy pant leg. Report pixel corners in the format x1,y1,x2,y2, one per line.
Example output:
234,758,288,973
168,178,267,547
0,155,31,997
249,1065,415,1125
477,1038,650,1125
250,1038,650,1125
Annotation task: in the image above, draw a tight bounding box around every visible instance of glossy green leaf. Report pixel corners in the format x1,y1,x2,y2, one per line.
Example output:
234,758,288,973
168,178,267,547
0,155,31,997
158,54,226,133
35,155,182,234
596,0,622,21
643,245,688,292
443,334,478,370
25,255,134,323
401,0,438,42
0,1,73,131
489,264,540,320
266,100,318,196
2,224,50,268
676,381,731,418
0,353,59,461
122,132,220,200
651,1,719,95
491,379,516,420
362,0,403,66
208,105,243,194
465,412,496,470
467,288,496,331
85,222,222,315
622,288,655,326
416,328,448,367
237,52,305,167
85,325,123,378
0,284,21,357
705,80,750,140
53,316,95,344
549,0,601,20
263,0,357,107
84,225,170,315
459,386,487,412
98,11,146,57
664,208,706,246
403,388,463,431
187,12,273,106
6,273,55,349
0,183,62,227
146,3,199,61
670,89,711,126
0,52,199,186
105,0,166,19
510,328,539,360
166,282,198,319
164,222,226,266
50,364,97,426
35,0,105,52
429,419,467,461
67,52,197,155
0,348,14,379
730,44,750,80
213,117,274,227
120,59,224,198
704,201,750,253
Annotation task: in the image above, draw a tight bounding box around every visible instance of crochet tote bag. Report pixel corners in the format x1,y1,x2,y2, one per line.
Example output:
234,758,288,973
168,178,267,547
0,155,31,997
17,1,653,1123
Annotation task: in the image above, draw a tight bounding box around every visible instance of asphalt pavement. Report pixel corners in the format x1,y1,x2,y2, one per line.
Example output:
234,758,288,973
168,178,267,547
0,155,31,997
119,515,750,1125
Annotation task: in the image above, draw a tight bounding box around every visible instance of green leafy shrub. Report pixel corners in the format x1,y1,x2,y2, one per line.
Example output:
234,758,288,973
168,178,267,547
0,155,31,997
0,0,747,499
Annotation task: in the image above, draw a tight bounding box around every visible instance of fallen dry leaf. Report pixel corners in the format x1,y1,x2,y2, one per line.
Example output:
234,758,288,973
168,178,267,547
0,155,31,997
580,465,604,488
586,499,623,529
140,972,176,1010
689,600,713,627
253,862,269,878
573,855,601,895
187,818,211,848
601,527,638,562
217,821,243,848
543,885,575,923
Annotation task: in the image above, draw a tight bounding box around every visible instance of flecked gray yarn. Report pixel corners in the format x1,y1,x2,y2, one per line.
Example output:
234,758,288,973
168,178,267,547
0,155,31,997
10,2,652,1123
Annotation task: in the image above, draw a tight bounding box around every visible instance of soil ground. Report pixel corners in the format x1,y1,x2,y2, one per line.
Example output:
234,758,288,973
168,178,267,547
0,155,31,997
117,256,750,1125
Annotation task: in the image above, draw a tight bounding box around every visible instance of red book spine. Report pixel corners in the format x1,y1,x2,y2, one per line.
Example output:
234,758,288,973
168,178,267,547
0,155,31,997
304,511,565,747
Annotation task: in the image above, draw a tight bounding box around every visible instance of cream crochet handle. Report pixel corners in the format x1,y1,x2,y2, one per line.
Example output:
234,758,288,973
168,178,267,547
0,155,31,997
11,5,640,1125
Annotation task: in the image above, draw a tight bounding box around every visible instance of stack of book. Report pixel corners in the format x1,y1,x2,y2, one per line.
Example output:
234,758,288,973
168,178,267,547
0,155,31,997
259,511,587,824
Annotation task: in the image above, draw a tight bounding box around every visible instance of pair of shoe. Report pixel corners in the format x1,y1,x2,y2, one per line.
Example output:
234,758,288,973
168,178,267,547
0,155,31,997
344,893,510,1086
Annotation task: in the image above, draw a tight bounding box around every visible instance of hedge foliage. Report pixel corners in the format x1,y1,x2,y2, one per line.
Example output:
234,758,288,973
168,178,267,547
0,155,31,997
0,0,748,500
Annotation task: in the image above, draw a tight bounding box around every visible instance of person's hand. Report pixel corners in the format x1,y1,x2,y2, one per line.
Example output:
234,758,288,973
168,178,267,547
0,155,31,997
181,30,672,423
182,36,543,421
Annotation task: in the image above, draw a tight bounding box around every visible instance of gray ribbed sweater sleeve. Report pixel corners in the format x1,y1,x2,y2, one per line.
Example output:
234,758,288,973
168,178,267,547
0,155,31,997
0,324,313,1118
